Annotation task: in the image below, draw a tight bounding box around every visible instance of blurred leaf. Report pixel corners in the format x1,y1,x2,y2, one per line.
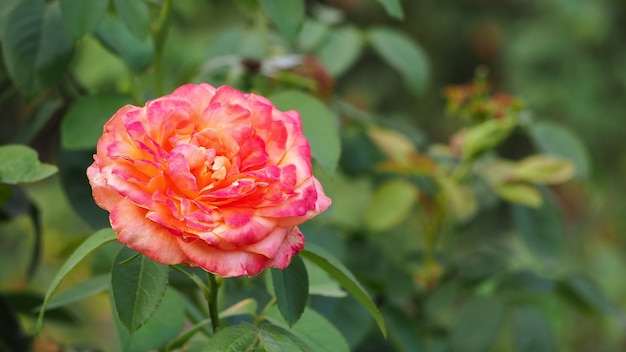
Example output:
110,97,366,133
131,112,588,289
373,0,404,20
382,305,424,352
269,91,340,174
272,255,309,326
111,247,169,333
113,288,185,352
558,273,616,316
512,306,558,352
41,274,109,310
450,296,505,352
317,172,371,229
219,298,258,319
316,25,363,77
260,0,304,43
0,294,29,352
530,121,590,179
61,93,132,150
95,12,154,72
496,270,555,297
367,126,419,166
1,0,74,98
305,258,346,298
510,155,575,185
11,98,62,144
512,202,563,260
60,0,108,38
113,0,151,40
461,117,517,160
58,149,110,228
495,183,543,208
298,19,329,52
301,243,386,337
309,295,372,348
266,306,350,352
203,323,259,352
0,185,11,207
0,145,57,184
367,27,429,94
365,179,419,232
36,228,117,333
438,177,477,222
26,200,41,280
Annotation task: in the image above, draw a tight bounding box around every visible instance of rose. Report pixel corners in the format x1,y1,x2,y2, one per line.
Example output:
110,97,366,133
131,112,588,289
87,83,331,277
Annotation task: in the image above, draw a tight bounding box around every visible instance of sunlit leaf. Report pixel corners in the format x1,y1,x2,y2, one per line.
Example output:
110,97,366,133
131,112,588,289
272,255,308,326
219,298,258,319
60,0,108,38
365,179,419,232
367,27,429,94
460,117,517,160
301,243,386,337
111,247,169,333
530,121,591,179
260,0,304,42
495,183,543,208
61,93,132,150
510,155,575,185
269,91,340,175
0,145,57,184
36,228,117,334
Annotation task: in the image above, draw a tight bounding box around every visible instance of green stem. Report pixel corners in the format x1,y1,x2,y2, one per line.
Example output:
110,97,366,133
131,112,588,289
207,273,221,332
152,0,172,96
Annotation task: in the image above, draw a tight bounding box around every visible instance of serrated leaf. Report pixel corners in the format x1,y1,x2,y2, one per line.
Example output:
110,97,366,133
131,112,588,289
36,228,117,334
367,27,429,94
512,202,563,260
269,91,340,175
0,145,57,184
111,247,170,333
316,26,363,77
365,179,419,232
301,243,386,337
266,306,350,352
203,323,259,352
260,0,304,42
40,275,109,311
512,306,558,352
95,12,154,72
113,0,151,40
113,288,186,352
1,0,74,97
530,121,590,179
450,296,505,352
61,93,132,150
259,324,309,352
373,0,404,19
60,0,108,38
271,255,309,326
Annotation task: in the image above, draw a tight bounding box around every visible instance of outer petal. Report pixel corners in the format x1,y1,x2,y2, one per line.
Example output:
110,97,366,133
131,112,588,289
265,226,305,269
179,240,268,277
110,199,188,264
87,160,123,211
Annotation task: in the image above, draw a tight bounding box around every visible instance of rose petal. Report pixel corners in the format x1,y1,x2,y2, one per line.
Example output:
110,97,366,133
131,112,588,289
179,240,268,277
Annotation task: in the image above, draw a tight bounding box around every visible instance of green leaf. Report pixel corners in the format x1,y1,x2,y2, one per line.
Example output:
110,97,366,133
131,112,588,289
510,155,575,185
60,0,109,38
450,296,505,352
367,27,429,94
297,19,329,52
382,306,424,351
305,258,346,298
512,306,558,352
301,243,386,337
1,0,74,97
495,183,543,208
530,121,591,179
266,306,350,352
111,247,170,333
316,26,363,77
95,12,155,72
512,202,563,260
113,288,186,352
461,116,517,160
61,93,132,150
260,0,304,43
11,98,63,144
36,228,117,334
373,0,404,19
258,324,309,352
0,145,57,184
219,298,258,319
113,0,151,40
558,273,616,316
268,91,341,174
365,179,419,232
271,255,309,326
203,323,259,352
41,274,109,310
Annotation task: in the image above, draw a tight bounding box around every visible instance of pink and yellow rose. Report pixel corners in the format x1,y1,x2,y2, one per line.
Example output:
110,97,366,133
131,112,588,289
87,83,331,277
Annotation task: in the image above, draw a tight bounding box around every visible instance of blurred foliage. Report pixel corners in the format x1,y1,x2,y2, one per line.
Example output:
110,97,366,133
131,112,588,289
1,0,626,351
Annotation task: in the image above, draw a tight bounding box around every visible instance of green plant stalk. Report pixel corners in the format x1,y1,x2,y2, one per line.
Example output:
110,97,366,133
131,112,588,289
152,0,173,96
208,273,221,332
